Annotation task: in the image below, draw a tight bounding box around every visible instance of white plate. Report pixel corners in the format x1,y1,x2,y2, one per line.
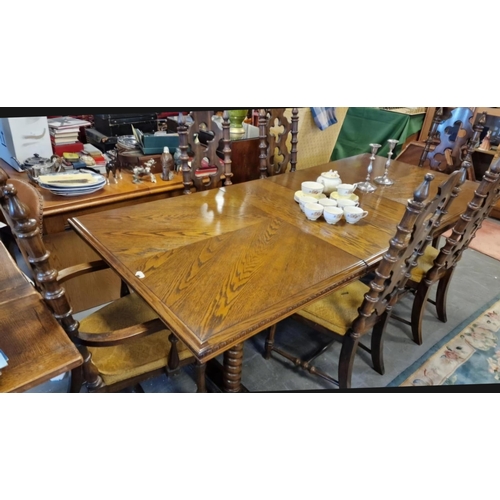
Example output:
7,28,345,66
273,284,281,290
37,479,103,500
294,190,326,202
330,192,359,203
47,185,106,197
38,171,106,189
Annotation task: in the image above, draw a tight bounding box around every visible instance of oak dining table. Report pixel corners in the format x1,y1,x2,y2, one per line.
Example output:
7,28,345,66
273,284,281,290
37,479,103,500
67,154,477,392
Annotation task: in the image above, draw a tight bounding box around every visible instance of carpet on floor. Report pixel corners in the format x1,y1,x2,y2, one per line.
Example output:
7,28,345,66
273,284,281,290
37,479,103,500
388,293,500,387
468,218,500,261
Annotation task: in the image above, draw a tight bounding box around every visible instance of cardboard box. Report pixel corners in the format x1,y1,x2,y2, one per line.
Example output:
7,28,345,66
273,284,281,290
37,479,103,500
0,117,53,171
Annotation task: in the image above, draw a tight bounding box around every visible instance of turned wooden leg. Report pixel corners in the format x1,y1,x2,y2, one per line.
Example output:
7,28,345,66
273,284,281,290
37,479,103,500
435,270,453,324
338,334,359,389
223,343,244,393
264,324,277,360
371,312,390,375
168,333,180,371
195,361,207,393
80,347,104,391
411,282,432,345
69,365,83,393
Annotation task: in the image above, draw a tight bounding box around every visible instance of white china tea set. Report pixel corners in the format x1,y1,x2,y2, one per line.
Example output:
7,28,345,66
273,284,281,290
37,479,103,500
295,170,368,225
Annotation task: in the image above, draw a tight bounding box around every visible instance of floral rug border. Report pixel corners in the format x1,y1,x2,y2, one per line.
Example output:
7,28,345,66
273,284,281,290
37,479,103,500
387,293,500,387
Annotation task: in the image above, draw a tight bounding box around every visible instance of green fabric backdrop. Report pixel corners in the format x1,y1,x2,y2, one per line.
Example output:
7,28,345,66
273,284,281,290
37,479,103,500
330,107,425,161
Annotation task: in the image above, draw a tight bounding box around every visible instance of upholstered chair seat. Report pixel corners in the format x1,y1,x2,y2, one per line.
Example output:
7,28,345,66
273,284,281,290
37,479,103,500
297,281,370,336
81,293,192,386
409,245,440,282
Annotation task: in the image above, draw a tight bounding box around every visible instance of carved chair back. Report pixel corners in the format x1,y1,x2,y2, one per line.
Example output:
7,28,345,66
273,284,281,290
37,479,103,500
419,108,485,176
178,110,232,194
424,157,500,284
350,166,467,336
258,108,299,178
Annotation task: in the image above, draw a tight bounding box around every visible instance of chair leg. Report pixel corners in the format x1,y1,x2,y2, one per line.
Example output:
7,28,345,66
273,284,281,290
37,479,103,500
371,313,390,375
338,334,359,389
80,347,104,390
168,333,180,371
435,270,454,323
69,365,83,393
411,282,432,345
195,361,207,393
264,324,277,360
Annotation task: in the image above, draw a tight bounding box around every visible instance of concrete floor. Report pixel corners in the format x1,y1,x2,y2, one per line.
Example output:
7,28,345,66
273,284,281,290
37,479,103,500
28,239,500,393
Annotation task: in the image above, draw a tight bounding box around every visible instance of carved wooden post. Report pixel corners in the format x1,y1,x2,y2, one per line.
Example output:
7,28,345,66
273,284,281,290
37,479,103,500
178,113,192,195
290,108,299,172
461,112,487,182
222,110,233,186
258,108,269,178
0,170,103,390
222,343,244,392
419,107,443,167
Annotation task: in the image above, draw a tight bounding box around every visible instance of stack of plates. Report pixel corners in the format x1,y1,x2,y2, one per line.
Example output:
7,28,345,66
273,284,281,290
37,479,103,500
37,171,106,197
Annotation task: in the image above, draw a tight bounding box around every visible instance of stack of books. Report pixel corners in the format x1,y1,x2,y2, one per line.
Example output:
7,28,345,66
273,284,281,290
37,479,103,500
48,116,91,156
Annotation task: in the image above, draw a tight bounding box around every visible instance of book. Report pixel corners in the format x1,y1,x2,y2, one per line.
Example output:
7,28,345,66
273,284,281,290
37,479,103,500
52,141,84,156
50,127,80,136
47,116,91,130
51,136,79,145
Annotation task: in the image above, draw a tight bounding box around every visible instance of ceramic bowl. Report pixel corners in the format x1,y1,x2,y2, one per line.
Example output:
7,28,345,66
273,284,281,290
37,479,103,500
330,192,359,203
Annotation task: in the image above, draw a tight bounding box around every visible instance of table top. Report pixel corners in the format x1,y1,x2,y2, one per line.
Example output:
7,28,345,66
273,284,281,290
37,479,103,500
68,154,477,362
0,243,83,392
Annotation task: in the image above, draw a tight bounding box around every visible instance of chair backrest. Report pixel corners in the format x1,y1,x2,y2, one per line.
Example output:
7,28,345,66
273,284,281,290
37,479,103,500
424,157,500,283
350,165,468,336
178,110,232,194
419,107,483,174
258,108,299,178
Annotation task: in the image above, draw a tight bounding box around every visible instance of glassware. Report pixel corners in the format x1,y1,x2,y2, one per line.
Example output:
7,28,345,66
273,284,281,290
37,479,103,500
375,139,399,185
357,143,381,193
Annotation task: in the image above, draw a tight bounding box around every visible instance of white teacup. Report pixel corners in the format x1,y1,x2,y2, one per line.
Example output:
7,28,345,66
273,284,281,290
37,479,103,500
337,183,358,197
301,181,324,196
323,206,343,225
318,198,338,208
336,198,359,209
303,202,323,221
344,206,368,224
299,195,319,212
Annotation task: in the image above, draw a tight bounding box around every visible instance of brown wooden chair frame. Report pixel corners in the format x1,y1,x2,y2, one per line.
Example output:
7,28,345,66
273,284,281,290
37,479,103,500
179,110,232,195
258,108,299,178
265,166,469,389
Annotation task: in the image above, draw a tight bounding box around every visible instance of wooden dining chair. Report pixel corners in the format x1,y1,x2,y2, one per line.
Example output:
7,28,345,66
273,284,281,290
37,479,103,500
395,157,500,346
178,110,232,195
258,108,299,178
264,167,469,389
0,169,206,393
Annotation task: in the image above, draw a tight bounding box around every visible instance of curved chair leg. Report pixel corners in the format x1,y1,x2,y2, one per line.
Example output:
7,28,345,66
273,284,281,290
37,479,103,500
371,312,390,375
435,270,454,323
264,324,277,360
411,282,432,345
168,333,180,371
338,334,359,389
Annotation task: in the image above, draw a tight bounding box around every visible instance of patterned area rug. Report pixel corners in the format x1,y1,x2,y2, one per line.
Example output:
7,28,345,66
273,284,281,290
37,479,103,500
388,294,500,387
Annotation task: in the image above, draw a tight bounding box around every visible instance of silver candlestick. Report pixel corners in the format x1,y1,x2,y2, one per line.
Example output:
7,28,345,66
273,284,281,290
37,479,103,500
375,139,398,185
357,143,381,193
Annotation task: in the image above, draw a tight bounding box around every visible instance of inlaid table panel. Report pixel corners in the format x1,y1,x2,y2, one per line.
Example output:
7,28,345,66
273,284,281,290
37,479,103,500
70,180,368,361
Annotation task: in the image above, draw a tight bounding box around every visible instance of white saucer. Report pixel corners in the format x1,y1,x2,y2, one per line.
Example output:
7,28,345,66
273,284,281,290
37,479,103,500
330,192,359,203
295,190,326,202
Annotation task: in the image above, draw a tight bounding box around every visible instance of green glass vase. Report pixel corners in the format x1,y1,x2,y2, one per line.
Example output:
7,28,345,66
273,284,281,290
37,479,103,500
228,109,248,141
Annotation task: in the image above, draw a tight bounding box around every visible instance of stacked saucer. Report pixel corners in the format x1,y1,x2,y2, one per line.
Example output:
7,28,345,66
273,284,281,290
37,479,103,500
37,171,106,197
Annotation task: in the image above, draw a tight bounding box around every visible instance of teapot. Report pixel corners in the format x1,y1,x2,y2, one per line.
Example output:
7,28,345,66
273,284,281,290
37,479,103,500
316,169,342,195
12,154,64,181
